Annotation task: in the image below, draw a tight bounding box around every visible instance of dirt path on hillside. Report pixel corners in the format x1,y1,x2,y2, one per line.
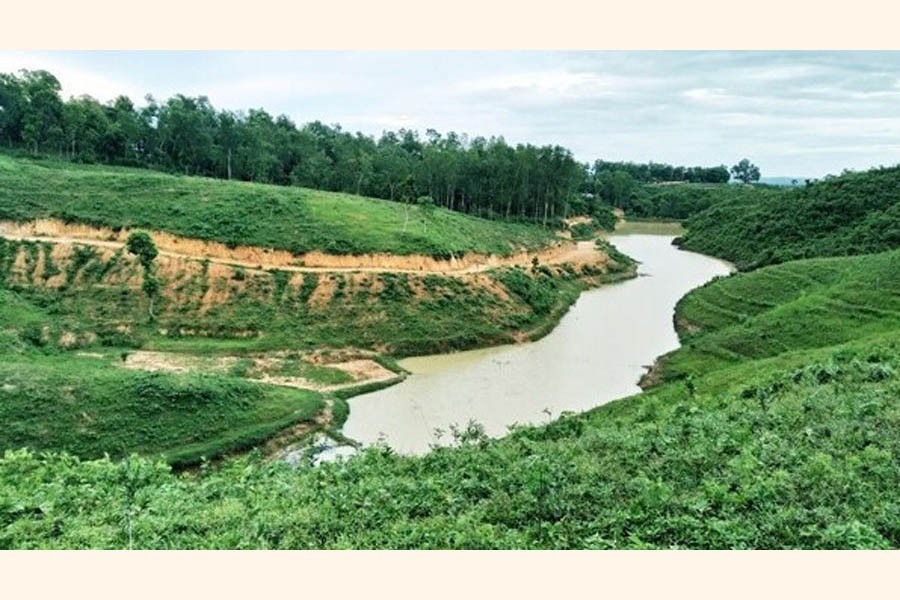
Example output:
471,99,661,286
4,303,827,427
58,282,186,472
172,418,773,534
0,219,608,275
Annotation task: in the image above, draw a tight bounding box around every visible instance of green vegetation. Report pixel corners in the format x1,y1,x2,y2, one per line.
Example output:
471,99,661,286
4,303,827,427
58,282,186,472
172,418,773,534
569,213,616,241
2,331,897,548
0,155,557,258
0,69,585,224
591,159,731,184
2,71,898,548
0,225,625,467
0,282,322,467
2,229,896,548
125,231,160,318
677,166,900,269
651,249,900,382
0,233,623,357
730,158,761,184
628,183,780,220
0,353,324,468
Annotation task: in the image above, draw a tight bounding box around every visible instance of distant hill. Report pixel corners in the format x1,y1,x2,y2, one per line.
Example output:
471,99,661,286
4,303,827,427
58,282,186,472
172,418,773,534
676,165,900,269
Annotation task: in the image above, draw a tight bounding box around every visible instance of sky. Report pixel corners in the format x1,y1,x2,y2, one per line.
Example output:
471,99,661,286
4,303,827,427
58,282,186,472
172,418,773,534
3,51,900,178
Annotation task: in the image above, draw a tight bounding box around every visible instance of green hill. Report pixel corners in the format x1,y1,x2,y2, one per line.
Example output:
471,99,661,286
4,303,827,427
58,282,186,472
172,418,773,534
676,167,900,269
0,154,555,258
627,183,780,221
0,288,328,467
653,250,900,381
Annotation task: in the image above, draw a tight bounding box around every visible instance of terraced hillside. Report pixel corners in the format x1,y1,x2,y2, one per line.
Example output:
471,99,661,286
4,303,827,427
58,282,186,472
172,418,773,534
649,250,900,382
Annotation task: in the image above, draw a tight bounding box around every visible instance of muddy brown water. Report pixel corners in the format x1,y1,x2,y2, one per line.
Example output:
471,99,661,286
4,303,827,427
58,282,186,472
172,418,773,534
340,233,733,455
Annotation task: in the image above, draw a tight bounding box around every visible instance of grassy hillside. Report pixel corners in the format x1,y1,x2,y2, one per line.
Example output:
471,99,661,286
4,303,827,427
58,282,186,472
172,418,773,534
676,166,900,270
2,332,896,549
2,247,898,548
0,355,324,467
0,287,327,467
0,154,556,258
652,250,900,381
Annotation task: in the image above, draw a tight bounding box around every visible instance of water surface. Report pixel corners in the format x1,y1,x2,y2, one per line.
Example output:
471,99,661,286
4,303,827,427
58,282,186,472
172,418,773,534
342,234,732,454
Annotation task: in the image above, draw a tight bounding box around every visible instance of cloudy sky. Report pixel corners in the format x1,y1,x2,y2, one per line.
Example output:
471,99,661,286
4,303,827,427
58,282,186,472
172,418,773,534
3,51,900,178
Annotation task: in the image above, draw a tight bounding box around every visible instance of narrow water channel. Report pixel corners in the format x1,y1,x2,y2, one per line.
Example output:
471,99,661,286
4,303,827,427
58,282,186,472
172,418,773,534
340,233,733,455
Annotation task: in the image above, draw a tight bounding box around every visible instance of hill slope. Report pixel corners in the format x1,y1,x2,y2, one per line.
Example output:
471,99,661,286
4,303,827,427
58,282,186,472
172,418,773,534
0,155,556,258
651,250,900,381
676,166,900,269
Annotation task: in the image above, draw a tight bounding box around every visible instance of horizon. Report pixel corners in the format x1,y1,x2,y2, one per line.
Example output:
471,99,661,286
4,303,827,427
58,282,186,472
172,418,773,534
4,51,900,178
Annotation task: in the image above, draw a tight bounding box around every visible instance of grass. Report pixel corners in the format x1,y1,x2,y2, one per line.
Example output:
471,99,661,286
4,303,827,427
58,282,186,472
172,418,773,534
652,250,900,382
0,354,324,468
1,235,619,357
612,220,685,236
0,235,622,466
0,283,329,467
0,154,556,258
2,148,896,548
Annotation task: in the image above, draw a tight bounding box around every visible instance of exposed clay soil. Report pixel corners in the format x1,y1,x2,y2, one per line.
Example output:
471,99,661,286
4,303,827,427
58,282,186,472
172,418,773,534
0,219,608,276
122,350,399,392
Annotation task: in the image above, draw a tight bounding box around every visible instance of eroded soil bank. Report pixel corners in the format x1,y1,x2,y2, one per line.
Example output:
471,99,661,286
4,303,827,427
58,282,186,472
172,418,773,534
0,218,604,274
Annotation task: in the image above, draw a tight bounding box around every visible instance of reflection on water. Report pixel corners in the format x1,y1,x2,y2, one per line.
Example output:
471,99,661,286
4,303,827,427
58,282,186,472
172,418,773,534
341,234,733,455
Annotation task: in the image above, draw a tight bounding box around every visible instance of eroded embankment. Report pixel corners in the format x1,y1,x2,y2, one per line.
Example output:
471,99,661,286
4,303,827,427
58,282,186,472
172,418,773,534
0,219,602,274
0,225,620,355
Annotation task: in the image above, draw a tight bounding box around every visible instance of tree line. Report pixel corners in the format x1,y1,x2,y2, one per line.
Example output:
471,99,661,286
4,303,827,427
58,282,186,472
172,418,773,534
590,159,731,184
1,69,741,225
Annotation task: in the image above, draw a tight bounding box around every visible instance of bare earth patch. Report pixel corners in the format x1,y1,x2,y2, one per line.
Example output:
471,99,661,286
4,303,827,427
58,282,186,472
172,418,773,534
122,350,399,392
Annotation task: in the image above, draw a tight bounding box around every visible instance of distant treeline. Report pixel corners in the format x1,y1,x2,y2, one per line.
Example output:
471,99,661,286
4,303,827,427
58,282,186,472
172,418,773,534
591,160,731,184
0,69,734,224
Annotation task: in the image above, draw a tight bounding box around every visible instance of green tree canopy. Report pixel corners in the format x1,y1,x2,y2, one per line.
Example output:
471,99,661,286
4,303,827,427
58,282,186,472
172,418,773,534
731,158,761,184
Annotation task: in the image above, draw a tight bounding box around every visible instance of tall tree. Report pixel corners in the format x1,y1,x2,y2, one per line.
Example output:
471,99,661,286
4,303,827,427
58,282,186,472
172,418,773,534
731,158,761,184
20,70,64,155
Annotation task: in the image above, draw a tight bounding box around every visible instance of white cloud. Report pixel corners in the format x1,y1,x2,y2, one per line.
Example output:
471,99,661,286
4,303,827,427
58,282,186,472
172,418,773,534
182,74,359,109
682,87,731,104
457,70,660,102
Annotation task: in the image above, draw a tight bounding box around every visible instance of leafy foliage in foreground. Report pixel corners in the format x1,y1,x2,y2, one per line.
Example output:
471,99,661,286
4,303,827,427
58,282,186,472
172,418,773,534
0,155,556,258
676,166,900,269
1,335,897,549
